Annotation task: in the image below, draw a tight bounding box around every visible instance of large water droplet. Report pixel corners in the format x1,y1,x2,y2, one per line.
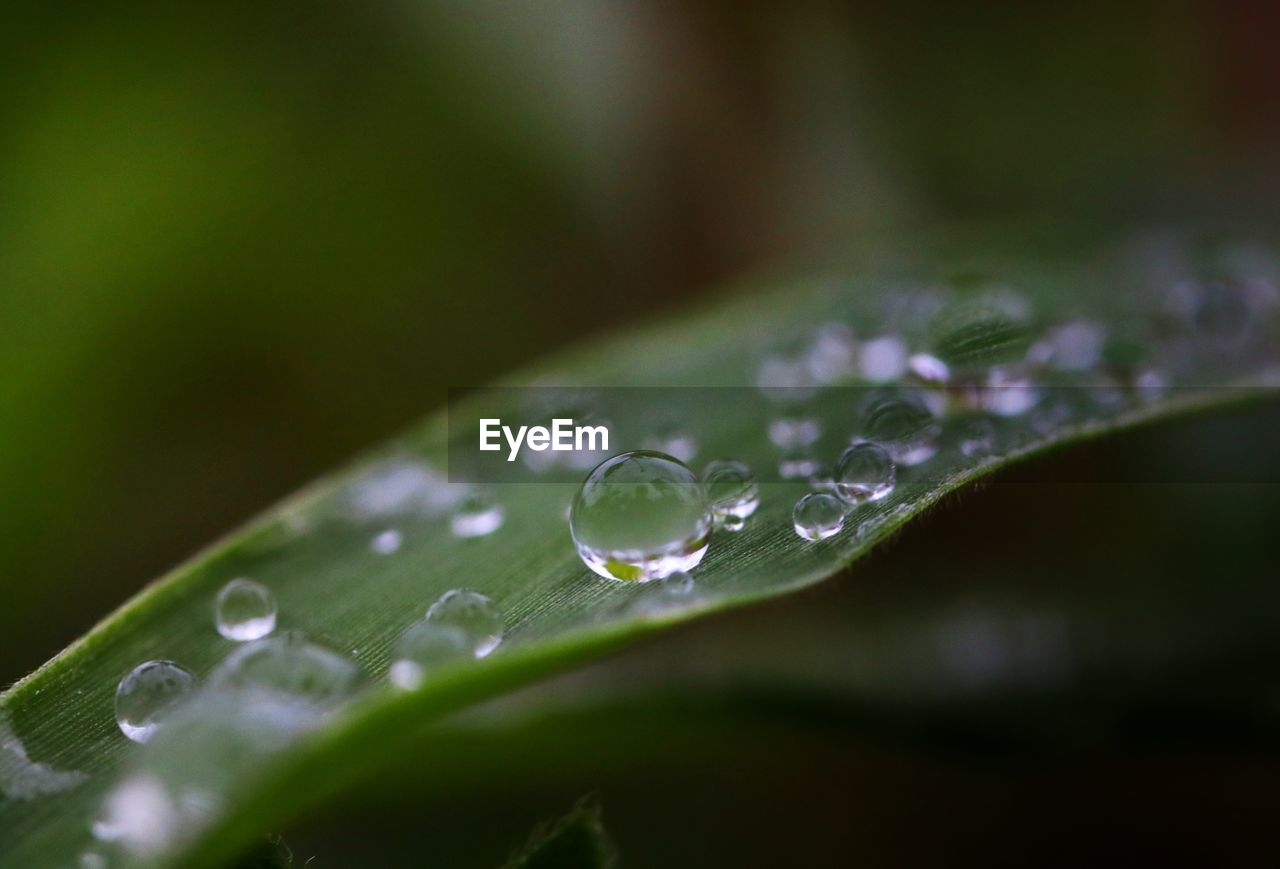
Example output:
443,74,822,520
388,620,472,690
702,459,759,519
570,450,712,581
213,579,277,642
450,491,505,538
209,633,364,713
793,493,845,541
425,589,506,657
861,397,940,465
834,442,895,505
114,660,197,744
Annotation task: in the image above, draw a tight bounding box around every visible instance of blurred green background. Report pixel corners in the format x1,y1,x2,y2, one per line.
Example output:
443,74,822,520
2,0,1278,692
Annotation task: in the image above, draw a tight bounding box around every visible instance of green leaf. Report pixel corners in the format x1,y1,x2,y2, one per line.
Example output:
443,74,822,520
0,224,1276,867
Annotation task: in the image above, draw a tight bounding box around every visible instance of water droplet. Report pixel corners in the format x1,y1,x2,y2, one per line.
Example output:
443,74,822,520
642,426,699,463
209,633,364,712
930,294,1035,372
1133,368,1169,402
767,414,822,449
958,416,998,457
0,713,87,800
981,366,1041,417
1046,320,1106,371
632,570,697,616
345,457,460,518
793,493,845,541
778,447,821,480
92,774,180,856
570,450,712,581
834,443,895,505
214,579,277,642
450,490,505,538
858,335,908,382
702,459,759,519
388,620,472,690
755,355,816,399
79,850,108,869
907,353,951,385
114,660,197,744
861,397,940,465
804,323,858,383
426,589,505,657
370,528,402,555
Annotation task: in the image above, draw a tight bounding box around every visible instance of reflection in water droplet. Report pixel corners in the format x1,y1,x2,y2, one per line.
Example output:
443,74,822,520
793,493,845,541
570,451,712,581
702,459,759,519
214,579,277,642
426,589,505,657
859,335,908,383
114,661,197,744
835,442,895,505
450,491,505,538
717,514,746,533
389,620,472,690
370,528,402,555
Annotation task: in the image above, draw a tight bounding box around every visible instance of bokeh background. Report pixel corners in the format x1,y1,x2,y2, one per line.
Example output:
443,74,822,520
2,0,1279,769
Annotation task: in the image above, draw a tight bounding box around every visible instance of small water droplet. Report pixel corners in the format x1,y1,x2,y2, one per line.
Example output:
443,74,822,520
958,416,999,457
702,459,759,519
793,493,845,541
981,366,1041,417
209,633,364,712
907,353,951,385
834,442,895,505
79,850,108,869
1046,320,1106,371
861,397,940,465
642,426,699,463
570,450,712,581
859,335,908,382
426,589,505,657
388,620,472,690
632,570,697,616
450,491,505,538
370,528,402,555
755,355,816,400
1133,368,1169,402
214,579,277,642
778,447,821,480
114,661,197,744
804,323,858,383
767,414,822,448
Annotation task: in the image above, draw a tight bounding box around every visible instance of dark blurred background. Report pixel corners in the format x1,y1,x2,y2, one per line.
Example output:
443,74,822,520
2,1,1279,689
